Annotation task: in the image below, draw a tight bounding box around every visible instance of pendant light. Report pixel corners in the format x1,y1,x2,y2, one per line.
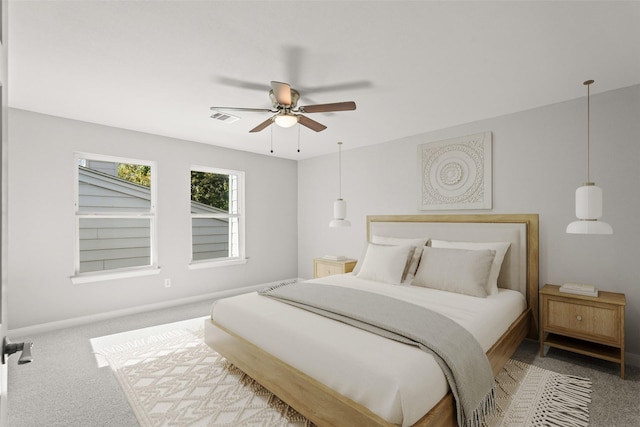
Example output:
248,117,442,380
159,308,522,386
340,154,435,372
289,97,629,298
566,80,612,234
329,142,351,227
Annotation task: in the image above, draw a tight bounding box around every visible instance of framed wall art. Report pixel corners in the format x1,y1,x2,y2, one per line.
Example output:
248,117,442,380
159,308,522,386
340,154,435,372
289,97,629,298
418,131,492,210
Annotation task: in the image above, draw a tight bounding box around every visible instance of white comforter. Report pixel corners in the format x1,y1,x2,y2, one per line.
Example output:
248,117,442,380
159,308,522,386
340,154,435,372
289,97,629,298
208,275,526,426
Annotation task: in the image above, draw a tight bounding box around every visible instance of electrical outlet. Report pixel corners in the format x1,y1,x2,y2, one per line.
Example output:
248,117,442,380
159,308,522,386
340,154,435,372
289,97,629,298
164,278,171,288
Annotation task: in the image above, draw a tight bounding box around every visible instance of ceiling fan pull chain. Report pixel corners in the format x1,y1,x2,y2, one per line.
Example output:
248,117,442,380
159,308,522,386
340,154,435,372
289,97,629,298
297,124,301,153
270,125,274,154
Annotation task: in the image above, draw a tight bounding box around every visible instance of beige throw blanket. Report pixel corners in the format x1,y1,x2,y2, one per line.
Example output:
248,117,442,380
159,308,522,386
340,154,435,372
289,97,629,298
259,281,496,427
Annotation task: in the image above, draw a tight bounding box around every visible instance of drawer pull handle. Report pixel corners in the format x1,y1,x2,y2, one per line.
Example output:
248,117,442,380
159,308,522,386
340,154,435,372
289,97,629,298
576,315,582,321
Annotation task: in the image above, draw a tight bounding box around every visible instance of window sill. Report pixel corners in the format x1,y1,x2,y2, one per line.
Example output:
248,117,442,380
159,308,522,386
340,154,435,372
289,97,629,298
188,258,248,270
71,266,161,284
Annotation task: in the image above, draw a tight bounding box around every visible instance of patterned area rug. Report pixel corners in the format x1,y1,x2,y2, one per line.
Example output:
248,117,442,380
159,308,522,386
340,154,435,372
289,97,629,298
96,320,312,427
96,319,591,427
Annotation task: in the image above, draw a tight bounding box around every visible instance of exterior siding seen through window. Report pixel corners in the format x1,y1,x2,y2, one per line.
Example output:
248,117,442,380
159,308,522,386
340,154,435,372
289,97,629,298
190,167,244,264
75,156,156,275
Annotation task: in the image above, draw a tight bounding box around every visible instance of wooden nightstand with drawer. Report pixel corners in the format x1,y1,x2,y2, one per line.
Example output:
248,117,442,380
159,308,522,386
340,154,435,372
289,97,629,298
313,258,357,279
539,284,626,378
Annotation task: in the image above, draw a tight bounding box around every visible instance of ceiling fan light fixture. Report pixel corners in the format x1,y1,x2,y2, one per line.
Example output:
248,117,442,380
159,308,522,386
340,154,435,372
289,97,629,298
210,81,355,136
274,113,299,128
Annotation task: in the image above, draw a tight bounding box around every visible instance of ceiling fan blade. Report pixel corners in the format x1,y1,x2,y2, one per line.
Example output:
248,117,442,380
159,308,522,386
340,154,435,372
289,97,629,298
216,76,272,92
298,115,327,132
210,106,273,113
249,117,274,133
302,80,372,94
300,101,356,113
271,81,292,106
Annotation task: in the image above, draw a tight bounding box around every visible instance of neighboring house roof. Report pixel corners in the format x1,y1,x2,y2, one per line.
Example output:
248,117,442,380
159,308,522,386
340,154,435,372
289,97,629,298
79,165,150,200
190,200,227,215
79,166,227,214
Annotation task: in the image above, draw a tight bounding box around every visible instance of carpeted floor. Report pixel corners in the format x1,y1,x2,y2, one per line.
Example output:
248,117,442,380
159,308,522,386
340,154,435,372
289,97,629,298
7,297,640,426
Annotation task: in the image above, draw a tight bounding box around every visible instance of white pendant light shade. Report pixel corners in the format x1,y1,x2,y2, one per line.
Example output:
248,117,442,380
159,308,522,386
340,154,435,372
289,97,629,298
333,198,347,219
329,142,351,228
566,219,613,234
566,184,612,234
566,80,612,235
329,199,351,227
575,184,602,219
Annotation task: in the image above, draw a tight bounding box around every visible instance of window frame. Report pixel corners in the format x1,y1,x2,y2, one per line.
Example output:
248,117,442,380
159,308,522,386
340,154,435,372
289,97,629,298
188,165,246,269
72,152,159,284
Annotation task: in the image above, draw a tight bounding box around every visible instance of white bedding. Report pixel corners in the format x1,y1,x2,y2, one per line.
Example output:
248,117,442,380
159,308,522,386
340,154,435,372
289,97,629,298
208,274,526,427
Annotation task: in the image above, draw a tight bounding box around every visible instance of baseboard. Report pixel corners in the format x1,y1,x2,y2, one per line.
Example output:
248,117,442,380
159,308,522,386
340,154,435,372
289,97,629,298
626,351,640,369
8,278,302,338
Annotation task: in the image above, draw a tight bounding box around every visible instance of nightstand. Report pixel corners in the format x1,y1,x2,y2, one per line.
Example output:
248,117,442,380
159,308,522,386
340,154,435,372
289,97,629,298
539,284,626,378
313,258,357,279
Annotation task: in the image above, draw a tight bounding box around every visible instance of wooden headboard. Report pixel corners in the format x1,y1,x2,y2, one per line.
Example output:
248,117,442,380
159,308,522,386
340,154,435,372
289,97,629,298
367,214,539,335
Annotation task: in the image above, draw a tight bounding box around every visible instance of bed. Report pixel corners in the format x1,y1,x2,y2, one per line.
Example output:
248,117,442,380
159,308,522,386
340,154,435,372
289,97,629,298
205,214,539,427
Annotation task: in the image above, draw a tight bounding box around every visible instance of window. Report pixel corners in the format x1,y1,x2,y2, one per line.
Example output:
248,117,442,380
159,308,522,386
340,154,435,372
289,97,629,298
190,166,245,267
74,154,157,281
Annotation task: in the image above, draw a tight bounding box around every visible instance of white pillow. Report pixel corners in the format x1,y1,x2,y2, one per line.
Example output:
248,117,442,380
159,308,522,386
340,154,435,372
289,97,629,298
430,240,510,296
412,247,496,298
356,244,413,285
371,235,429,282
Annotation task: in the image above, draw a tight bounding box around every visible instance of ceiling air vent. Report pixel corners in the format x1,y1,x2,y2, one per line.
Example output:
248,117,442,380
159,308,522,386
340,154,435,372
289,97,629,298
210,110,240,124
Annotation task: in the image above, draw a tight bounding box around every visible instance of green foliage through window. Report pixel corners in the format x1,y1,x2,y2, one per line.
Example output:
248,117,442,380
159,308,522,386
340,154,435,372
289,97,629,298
118,164,151,187
191,171,229,211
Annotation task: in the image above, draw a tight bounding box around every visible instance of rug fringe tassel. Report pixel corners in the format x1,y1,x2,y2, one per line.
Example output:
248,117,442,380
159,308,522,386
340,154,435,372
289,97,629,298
552,374,592,404
538,374,592,427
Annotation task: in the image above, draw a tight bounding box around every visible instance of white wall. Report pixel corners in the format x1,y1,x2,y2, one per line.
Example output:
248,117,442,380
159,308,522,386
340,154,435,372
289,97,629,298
298,85,640,356
8,109,298,330
8,85,640,357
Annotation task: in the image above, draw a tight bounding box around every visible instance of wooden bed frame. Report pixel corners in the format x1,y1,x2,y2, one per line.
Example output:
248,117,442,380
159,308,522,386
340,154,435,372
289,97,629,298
205,214,539,427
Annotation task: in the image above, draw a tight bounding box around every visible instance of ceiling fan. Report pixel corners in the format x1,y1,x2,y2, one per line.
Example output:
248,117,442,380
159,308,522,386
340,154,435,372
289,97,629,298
210,81,356,133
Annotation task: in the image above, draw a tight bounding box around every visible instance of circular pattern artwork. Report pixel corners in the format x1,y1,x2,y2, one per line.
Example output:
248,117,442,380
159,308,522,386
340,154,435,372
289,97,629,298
439,162,463,186
420,132,492,210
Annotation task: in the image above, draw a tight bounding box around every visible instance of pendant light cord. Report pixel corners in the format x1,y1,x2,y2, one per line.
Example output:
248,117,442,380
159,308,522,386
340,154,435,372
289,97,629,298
584,79,594,183
337,142,343,199
587,81,590,182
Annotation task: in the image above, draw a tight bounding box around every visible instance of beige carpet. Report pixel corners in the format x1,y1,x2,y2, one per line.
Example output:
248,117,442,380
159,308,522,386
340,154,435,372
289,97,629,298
96,319,591,427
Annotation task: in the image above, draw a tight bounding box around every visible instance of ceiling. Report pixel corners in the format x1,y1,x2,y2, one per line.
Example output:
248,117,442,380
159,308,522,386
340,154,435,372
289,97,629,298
8,1,640,160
